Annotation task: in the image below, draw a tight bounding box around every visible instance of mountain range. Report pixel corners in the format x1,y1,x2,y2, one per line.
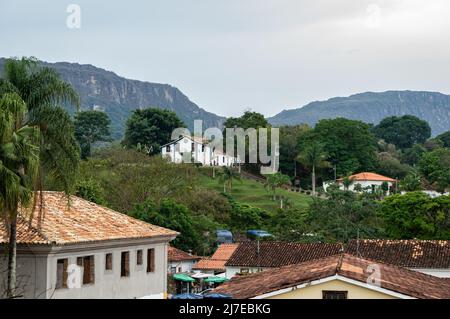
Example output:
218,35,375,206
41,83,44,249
0,58,225,139
1,58,449,137
268,91,450,136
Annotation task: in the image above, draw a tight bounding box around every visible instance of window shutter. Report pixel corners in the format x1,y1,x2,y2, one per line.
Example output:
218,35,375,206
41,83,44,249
63,259,68,288
90,256,95,283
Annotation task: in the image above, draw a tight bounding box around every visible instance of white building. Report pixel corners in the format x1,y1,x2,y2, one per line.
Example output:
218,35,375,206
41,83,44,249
168,246,200,274
161,135,238,167
0,191,178,299
323,172,396,195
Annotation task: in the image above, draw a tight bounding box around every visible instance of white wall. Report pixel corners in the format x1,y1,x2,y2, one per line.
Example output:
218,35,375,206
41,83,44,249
1,239,172,299
324,180,393,194
168,260,197,274
47,241,168,299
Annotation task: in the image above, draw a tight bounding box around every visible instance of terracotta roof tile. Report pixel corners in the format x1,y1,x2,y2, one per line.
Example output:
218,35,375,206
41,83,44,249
337,172,396,182
226,241,343,267
193,243,239,271
214,254,450,299
347,239,450,269
168,246,200,262
0,192,178,245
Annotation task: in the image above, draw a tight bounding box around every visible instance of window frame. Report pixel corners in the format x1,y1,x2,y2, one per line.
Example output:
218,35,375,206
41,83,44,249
322,290,348,299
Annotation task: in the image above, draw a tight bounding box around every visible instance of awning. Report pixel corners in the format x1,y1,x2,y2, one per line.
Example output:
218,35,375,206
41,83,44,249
204,276,229,283
191,272,213,279
173,273,195,282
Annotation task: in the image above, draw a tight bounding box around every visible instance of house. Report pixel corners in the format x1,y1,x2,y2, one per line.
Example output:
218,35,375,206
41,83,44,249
225,241,342,278
213,253,450,299
323,172,396,194
0,191,178,299
168,246,200,274
346,239,450,278
161,134,238,167
192,243,239,277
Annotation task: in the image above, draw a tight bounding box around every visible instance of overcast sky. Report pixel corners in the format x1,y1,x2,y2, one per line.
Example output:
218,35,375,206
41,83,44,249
1,0,450,117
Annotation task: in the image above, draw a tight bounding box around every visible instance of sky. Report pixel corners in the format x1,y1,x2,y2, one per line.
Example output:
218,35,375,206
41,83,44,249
1,0,450,117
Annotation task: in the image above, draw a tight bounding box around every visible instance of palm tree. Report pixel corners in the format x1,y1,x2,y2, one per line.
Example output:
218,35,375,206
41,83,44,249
0,57,80,298
217,166,241,193
342,175,355,191
0,93,41,298
297,143,329,196
264,172,291,207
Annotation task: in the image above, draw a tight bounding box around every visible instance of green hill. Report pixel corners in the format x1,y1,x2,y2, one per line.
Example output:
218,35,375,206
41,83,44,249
198,169,312,213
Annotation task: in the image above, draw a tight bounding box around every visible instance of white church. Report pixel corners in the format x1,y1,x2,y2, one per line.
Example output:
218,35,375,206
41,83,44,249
161,135,239,167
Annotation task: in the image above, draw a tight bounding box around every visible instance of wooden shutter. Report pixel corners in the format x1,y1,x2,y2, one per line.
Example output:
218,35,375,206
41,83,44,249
63,259,68,288
147,249,155,273
89,256,95,283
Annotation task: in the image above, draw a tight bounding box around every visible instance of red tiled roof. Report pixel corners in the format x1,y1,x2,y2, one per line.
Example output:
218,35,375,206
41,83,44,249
193,243,239,271
347,239,450,269
0,192,178,245
214,254,450,299
337,172,396,182
226,241,343,267
168,246,200,262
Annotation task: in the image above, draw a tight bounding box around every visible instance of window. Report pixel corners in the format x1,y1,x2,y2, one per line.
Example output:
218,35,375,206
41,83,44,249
105,253,113,271
191,143,195,152
322,291,348,299
147,249,155,273
201,145,205,152
77,256,95,285
222,156,225,163
170,266,177,273
56,258,68,289
166,145,171,152
136,250,143,266
121,251,130,277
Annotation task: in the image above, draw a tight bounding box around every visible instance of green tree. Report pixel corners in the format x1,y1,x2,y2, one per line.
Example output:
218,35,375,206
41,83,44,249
401,144,426,166
75,178,107,205
436,131,450,148
123,108,184,155
217,167,241,193
419,148,450,193
278,124,311,177
312,118,378,176
130,198,201,252
374,115,431,149
223,111,268,129
308,189,382,242
0,93,40,298
400,171,422,192
74,110,111,158
297,143,329,196
380,192,450,239
264,172,291,208
0,57,80,297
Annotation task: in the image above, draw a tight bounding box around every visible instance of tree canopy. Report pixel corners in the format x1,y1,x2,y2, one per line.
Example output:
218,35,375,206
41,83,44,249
74,110,111,158
310,118,378,176
123,108,184,155
373,115,431,149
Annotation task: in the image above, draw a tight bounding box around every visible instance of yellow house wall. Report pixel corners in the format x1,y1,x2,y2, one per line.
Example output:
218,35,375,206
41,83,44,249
267,279,397,299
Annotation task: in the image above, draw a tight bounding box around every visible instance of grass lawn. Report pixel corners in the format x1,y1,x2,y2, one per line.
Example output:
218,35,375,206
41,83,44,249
197,169,312,213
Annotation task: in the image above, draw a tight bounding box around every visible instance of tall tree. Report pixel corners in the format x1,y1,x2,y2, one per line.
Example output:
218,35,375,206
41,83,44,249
217,167,241,193
436,131,450,148
123,108,184,155
312,118,378,176
0,57,80,297
264,172,291,208
297,143,329,196
74,110,111,158
419,148,450,193
373,115,431,149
